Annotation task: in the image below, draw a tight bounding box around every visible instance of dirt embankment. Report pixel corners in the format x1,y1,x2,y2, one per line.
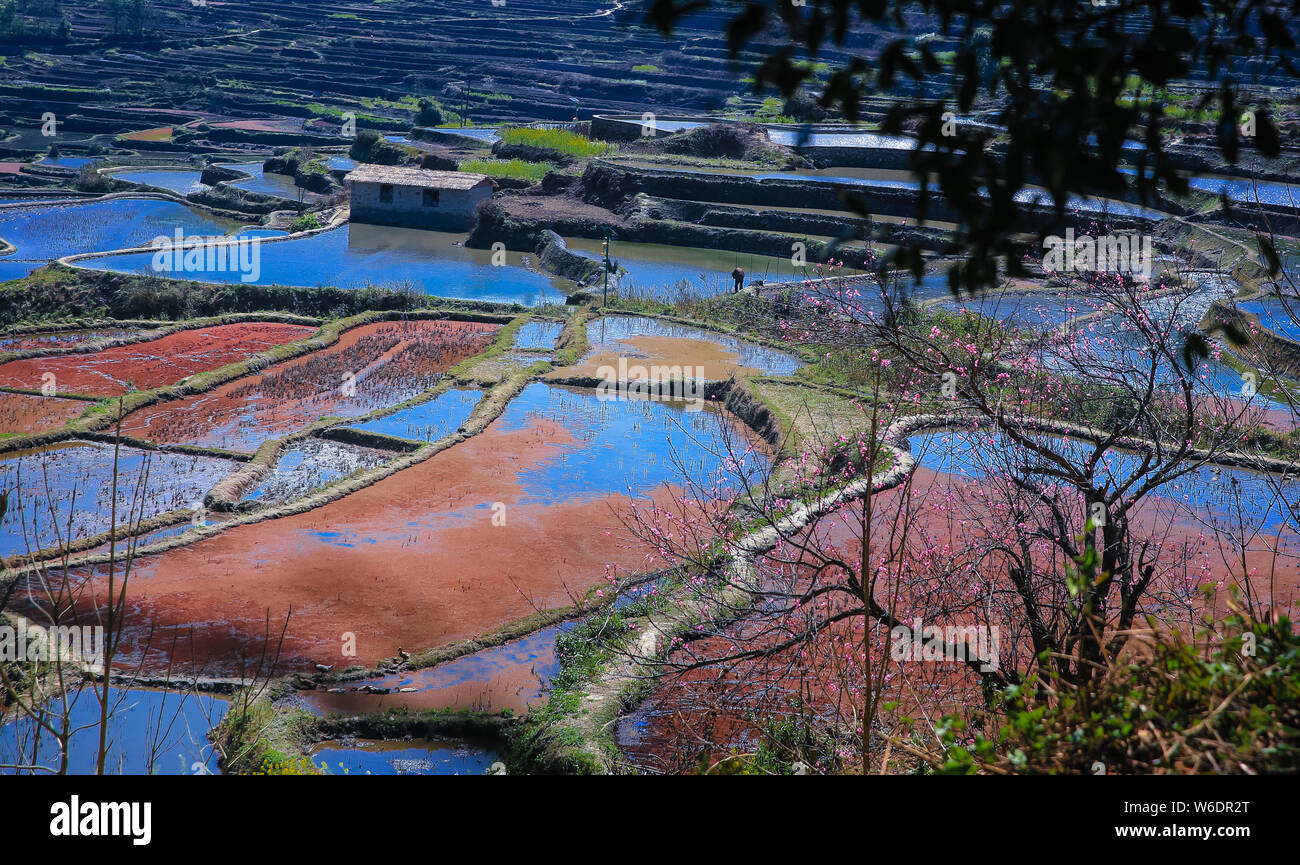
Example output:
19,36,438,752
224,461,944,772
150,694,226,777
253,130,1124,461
468,161,947,260
533,230,606,285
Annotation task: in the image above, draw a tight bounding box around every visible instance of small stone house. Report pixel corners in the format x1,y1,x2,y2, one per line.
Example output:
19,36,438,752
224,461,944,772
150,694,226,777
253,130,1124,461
345,165,495,231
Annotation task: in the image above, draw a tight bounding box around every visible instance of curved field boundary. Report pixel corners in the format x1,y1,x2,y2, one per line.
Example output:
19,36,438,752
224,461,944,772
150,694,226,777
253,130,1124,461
58,204,349,269
0,191,278,256
0,385,104,402
1210,298,1300,382
590,306,819,366
534,394,1300,772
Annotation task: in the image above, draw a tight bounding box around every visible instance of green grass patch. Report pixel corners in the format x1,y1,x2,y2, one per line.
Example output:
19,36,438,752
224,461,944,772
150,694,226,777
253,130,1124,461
458,158,552,182
498,127,613,158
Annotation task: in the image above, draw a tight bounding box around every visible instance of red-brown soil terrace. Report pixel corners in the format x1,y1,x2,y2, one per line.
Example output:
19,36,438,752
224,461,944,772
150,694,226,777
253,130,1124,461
0,391,88,435
551,334,764,382
0,322,315,397
621,462,1300,771
119,320,499,451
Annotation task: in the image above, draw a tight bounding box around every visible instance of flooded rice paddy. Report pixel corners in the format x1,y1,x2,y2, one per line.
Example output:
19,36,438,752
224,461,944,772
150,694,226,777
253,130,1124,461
934,288,1104,327
563,236,831,298
0,321,314,397
0,685,229,775
514,319,563,350
342,387,484,443
241,439,392,506
109,168,209,196
301,623,566,715
0,327,153,353
1240,295,1300,343
910,430,1297,532
218,162,310,199
52,382,765,674
118,320,498,451
0,440,237,558
307,737,501,775
0,391,88,435
39,156,99,169
87,223,571,304
582,315,803,378
0,198,245,273
299,581,658,716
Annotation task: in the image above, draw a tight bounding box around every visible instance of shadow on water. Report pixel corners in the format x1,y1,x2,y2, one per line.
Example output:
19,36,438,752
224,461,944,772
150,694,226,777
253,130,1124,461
0,685,228,775
308,737,501,775
0,441,237,558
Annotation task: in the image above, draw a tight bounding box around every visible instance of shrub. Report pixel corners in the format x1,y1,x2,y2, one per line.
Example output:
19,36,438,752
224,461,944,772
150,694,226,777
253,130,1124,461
932,613,1300,775
415,97,443,127
290,213,321,233
73,164,111,193
349,129,407,165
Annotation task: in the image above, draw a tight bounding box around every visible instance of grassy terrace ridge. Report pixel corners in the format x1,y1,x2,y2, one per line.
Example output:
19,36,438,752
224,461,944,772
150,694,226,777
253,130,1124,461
0,264,530,327
510,376,895,773
509,397,1300,773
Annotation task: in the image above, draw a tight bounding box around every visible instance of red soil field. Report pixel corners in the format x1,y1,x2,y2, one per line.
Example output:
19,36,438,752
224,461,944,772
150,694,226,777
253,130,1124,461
621,463,1300,771
57,411,682,675
552,334,763,382
0,322,314,397
119,320,499,451
121,127,173,142
209,119,303,132
0,391,87,434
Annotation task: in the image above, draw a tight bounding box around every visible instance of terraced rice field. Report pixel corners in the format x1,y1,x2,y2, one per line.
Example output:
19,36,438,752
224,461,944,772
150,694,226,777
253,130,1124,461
38,381,764,675
0,322,314,397
0,391,88,435
0,440,238,559
118,319,498,451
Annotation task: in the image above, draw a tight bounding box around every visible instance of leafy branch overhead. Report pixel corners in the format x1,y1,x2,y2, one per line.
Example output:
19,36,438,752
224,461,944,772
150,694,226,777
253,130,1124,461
649,0,1297,293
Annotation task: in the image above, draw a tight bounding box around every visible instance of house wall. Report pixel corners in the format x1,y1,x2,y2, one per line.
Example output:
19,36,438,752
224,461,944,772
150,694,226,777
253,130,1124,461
349,180,492,231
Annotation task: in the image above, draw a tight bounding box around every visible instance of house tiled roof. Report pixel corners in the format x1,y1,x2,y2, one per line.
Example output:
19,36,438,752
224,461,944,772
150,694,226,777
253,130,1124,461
344,164,492,190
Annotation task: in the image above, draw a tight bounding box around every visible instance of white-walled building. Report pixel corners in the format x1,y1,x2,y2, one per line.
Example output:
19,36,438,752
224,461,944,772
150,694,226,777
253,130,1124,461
345,165,494,231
